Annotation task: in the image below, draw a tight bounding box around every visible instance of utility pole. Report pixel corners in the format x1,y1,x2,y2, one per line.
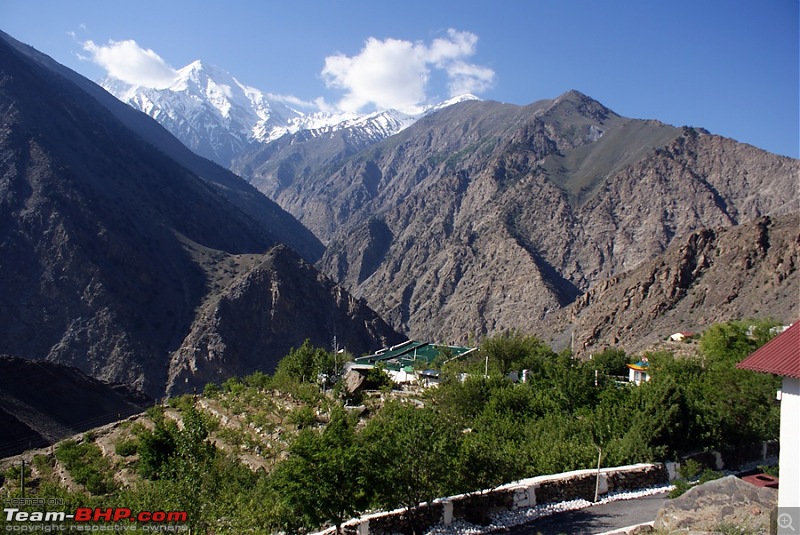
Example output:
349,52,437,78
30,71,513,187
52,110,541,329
20,460,25,500
571,328,575,355
594,447,603,502
333,335,338,376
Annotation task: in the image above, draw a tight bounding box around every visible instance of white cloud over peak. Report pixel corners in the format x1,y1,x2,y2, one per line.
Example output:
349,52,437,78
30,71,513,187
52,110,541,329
445,61,496,96
321,29,495,113
81,39,179,89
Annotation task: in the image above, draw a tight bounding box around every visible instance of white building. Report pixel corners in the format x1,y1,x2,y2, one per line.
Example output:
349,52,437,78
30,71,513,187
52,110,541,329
737,321,800,508
625,358,650,385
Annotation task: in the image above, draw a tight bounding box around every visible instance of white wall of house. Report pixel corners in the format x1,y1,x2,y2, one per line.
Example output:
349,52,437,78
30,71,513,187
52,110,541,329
628,368,649,385
779,376,800,507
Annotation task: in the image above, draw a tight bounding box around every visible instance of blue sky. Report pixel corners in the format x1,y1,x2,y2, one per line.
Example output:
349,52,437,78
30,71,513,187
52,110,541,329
2,0,798,157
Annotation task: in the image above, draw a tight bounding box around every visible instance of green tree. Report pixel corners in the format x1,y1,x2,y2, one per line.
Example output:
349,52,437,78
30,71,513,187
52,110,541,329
621,375,691,460
136,408,178,480
589,348,629,377
274,340,335,384
270,406,365,533
361,402,458,534
430,374,511,423
452,427,518,524
699,319,779,366
480,330,555,375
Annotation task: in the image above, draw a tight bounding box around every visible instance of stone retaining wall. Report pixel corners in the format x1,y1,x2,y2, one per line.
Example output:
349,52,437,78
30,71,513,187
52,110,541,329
318,442,778,535
327,463,670,535
682,440,778,471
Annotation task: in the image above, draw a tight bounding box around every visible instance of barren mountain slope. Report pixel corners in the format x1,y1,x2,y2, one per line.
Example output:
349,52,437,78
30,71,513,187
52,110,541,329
549,213,799,355
168,245,404,394
308,92,797,342
0,356,151,458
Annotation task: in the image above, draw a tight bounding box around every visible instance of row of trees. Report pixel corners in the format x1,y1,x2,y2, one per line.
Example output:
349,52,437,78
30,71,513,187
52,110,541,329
1,320,781,534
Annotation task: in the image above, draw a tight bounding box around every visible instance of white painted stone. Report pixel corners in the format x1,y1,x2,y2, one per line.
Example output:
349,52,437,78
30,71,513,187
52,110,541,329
441,500,453,525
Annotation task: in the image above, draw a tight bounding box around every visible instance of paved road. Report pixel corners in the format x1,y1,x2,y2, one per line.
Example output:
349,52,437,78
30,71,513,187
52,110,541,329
493,492,669,535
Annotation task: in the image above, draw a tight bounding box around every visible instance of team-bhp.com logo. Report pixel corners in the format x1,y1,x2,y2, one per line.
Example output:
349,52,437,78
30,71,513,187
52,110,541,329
4,506,188,531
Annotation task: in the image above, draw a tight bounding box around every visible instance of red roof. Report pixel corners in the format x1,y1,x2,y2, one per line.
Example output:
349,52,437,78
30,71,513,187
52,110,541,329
737,322,800,379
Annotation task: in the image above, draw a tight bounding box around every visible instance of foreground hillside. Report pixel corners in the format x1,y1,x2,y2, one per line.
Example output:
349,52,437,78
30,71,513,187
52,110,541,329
0,322,781,533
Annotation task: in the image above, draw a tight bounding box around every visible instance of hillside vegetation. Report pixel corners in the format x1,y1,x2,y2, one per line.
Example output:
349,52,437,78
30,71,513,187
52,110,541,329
0,320,782,533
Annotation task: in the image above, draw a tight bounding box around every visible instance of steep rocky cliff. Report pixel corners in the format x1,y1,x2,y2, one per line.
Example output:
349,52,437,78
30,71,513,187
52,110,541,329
168,245,403,394
551,213,799,355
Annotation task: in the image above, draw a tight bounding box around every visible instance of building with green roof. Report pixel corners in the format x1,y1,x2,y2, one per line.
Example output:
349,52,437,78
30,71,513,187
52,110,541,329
353,340,476,372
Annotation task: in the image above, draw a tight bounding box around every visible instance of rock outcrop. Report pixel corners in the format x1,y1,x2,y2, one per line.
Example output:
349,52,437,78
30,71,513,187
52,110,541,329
553,213,799,355
654,476,777,534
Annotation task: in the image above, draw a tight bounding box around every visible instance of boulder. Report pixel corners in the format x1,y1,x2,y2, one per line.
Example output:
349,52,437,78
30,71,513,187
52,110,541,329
654,475,776,534
343,369,366,395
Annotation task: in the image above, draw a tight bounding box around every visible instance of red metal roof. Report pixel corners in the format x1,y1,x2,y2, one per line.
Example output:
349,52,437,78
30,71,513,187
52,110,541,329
737,322,800,379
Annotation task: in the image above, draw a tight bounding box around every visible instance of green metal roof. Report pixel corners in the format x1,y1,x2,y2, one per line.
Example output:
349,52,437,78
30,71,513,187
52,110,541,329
355,340,476,371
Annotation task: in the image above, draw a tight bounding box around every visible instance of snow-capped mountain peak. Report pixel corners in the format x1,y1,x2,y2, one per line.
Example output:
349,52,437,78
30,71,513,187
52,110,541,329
102,60,480,166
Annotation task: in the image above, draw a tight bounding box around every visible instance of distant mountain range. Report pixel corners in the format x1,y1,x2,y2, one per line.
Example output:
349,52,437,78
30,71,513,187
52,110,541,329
103,62,478,167
100,48,799,352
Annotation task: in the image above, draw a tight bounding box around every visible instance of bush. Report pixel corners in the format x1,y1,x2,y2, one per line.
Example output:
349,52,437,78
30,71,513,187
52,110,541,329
669,478,693,498
287,406,317,429
244,370,272,390
115,438,138,457
4,463,31,483
55,440,116,494
168,394,195,412
203,382,221,398
365,366,393,390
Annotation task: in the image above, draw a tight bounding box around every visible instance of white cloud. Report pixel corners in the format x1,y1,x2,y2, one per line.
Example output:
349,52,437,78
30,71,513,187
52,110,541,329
265,93,317,109
321,29,494,113
445,61,496,96
81,39,179,89
322,37,429,113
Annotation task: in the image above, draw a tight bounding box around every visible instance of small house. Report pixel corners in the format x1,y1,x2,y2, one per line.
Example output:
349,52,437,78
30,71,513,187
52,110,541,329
670,331,695,342
626,358,650,385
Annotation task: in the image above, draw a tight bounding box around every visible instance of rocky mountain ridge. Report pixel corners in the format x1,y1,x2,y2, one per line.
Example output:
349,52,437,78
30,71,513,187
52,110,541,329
295,91,798,344
0,31,401,397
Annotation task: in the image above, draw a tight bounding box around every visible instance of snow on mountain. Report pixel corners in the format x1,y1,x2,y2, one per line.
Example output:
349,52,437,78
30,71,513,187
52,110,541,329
102,61,479,167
